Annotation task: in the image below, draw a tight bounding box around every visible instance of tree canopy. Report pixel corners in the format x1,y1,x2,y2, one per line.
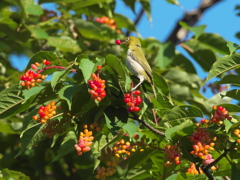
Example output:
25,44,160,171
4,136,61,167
1,0,240,180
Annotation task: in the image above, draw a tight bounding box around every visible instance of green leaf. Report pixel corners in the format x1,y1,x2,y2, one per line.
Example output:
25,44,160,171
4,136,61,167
20,0,43,17
227,41,240,55
153,72,170,96
78,55,95,83
0,85,23,118
74,19,111,41
167,0,180,5
0,121,20,134
16,123,45,157
105,54,131,91
22,86,45,103
179,22,206,39
218,104,240,113
172,53,197,74
0,168,30,180
224,120,232,133
231,163,240,180
114,14,137,32
58,85,79,110
162,105,203,122
165,120,194,140
139,0,151,22
27,26,48,39
215,75,240,86
122,122,138,137
52,131,77,162
203,53,240,85
224,89,240,101
47,36,81,53
51,65,72,89
26,51,58,71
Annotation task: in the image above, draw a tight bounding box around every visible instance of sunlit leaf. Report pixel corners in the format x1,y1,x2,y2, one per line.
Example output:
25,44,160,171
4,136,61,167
203,54,240,85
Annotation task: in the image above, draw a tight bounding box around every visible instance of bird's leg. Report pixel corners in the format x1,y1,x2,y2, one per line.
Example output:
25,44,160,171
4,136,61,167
131,77,144,91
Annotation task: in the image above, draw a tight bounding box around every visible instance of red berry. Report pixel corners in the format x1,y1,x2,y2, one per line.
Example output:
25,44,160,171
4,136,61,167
115,40,121,45
134,106,140,112
125,94,130,98
31,64,37,69
124,98,131,103
45,60,51,66
97,65,102,70
128,107,135,112
135,90,141,95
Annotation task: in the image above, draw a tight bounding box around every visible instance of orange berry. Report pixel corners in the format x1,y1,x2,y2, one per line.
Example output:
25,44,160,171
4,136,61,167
32,115,38,120
42,59,46,64
35,62,40,67
97,65,102,70
20,82,25,86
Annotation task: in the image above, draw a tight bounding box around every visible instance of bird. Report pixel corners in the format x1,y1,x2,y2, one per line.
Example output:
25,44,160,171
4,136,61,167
116,36,157,98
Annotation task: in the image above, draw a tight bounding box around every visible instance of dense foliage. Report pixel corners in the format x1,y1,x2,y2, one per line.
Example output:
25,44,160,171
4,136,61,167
1,0,240,180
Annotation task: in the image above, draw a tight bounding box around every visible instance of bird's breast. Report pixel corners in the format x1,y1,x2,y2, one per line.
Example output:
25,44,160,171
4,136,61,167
126,49,146,79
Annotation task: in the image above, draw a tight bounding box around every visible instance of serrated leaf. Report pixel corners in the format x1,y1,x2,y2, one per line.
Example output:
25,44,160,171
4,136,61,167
58,85,79,110
162,105,203,122
15,123,44,157
78,55,95,83
52,131,77,162
203,53,240,85
0,85,23,118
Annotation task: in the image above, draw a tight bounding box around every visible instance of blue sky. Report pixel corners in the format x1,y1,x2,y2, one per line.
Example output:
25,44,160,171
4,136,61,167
10,0,240,98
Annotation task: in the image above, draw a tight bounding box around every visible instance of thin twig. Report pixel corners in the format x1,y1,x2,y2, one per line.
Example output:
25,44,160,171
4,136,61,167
201,142,237,180
130,112,165,136
125,8,144,37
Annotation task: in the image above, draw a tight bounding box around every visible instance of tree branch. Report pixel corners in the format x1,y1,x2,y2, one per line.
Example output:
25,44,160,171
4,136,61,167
165,0,223,44
130,112,165,136
125,8,144,37
201,142,236,180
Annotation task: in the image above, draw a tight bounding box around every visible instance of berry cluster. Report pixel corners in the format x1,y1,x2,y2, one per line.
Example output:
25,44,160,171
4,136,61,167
88,66,106,102
20,60,50,90
189,126,217,170
32,101,57,123
95,134,146,179
42,117,72,138
164,144,181,166
233,129,240,144
211,105,232,124
124,90,143,112
186,163,204,174
74,124,96,156
95,16,121,33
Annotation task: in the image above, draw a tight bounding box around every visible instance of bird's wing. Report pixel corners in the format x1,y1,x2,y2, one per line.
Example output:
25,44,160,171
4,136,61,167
130,49,153,80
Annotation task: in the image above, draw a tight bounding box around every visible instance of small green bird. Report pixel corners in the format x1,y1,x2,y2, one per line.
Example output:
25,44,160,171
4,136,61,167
116,36,157,98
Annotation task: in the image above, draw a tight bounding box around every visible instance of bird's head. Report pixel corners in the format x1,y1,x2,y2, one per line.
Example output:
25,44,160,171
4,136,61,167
116,36,141,47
